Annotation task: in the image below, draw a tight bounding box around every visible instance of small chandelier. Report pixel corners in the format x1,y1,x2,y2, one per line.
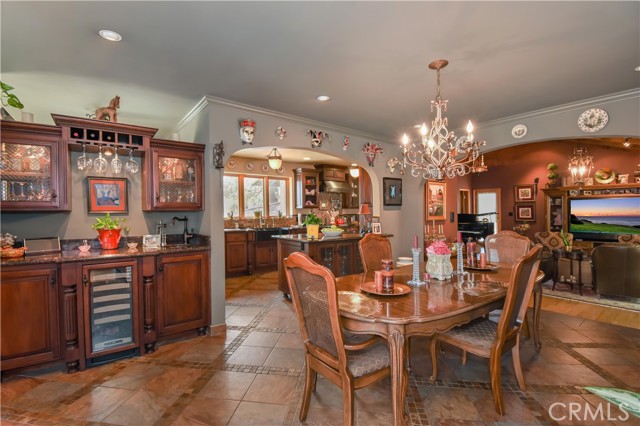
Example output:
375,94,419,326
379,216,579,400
349,163,360,178
266,148,282,170
568,147,593,185
392,59,487,180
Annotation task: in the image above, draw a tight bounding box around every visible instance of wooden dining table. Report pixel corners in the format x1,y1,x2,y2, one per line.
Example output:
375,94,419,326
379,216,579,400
335,262,543,426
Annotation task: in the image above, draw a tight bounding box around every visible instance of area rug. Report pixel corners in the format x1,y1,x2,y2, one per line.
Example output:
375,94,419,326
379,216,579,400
541,280,640,312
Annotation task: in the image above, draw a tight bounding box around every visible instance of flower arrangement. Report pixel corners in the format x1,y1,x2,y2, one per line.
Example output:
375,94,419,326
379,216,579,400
426,240,451,255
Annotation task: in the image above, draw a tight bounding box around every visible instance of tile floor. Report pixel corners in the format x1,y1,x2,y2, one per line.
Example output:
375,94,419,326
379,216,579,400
1,271,639,425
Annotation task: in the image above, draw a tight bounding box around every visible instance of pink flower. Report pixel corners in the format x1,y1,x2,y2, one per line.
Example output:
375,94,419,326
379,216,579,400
426,240,451,255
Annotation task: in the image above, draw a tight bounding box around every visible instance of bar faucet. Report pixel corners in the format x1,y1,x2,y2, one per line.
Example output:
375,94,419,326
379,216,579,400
156,220,167,247
172,216,193,244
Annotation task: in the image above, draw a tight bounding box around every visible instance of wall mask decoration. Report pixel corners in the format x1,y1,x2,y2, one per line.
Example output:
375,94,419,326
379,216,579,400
213,140,225,169
362,142,384,167
239,119,256,145
276,126,287,141
307,130,330,148
343,136,350,151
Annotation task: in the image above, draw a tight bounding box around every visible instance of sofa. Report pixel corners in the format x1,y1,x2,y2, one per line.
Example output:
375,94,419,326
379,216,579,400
591,243,640,298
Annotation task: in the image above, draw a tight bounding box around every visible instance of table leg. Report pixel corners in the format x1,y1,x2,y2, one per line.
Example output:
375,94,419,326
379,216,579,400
388,327,407,426
533,282,542,352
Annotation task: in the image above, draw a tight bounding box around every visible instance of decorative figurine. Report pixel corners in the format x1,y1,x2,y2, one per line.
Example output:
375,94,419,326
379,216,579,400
93,95,120,122
239,119,256,145
276,126,287,141
213,140,225,169
343,136,350,151
307,130,330,148
362,142,384,167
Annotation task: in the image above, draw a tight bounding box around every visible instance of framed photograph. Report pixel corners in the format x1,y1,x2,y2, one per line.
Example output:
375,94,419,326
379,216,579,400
583,190,593,195
515,203,536,222
569,189,579,197
514,184,535,202
425,180,446,220
87,177,128,213
383,177,402,206
371,223,382,234
143,234,161,249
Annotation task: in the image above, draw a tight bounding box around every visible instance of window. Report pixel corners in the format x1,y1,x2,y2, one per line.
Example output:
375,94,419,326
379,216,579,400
223,174,289,218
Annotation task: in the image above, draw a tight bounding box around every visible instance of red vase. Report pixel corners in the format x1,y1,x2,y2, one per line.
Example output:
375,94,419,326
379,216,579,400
97,229,122,250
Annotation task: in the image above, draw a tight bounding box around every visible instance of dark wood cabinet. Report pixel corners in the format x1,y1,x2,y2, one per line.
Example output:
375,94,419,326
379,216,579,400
254,241,278,269
0,121,68,211
317,165,347,182
225,231,249,275
294,168,319,209
1,264,60,371
156,251,209,337
145,139,205,211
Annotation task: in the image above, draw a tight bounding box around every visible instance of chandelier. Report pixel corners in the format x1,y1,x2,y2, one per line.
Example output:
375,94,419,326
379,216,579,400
568,147,593,185
266,148,283,170
392,59,487,180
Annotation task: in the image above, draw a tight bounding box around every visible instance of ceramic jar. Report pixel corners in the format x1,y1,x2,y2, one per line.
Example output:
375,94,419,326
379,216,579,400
426,254,453,281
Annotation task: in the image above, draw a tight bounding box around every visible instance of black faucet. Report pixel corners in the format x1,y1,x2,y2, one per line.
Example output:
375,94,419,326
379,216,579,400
172,216,193,244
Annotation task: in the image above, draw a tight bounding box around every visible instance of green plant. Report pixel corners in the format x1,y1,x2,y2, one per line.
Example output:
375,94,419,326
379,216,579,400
1,82,24,110
559,229,570,247
547,163,559,180
303,212,323,226
547,163,558,171
91,213,129,233
547,171,559,179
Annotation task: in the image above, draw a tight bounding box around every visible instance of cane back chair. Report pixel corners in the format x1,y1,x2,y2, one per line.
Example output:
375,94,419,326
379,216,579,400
358,233,392,273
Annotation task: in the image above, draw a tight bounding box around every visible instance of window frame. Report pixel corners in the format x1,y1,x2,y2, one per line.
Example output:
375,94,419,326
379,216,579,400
224,173,290,218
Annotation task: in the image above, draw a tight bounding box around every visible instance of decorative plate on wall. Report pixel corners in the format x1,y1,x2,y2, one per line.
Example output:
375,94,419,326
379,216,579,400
245,161,254,171
226,159,236,169
261,164,270,173
276,166,285,174
578,108,608,133
511,124,527,139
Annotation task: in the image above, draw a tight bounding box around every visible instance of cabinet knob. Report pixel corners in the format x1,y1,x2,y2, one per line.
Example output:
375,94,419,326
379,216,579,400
158,265,163,272
50,276,55,288
155,192,160,200
82,274,88,287
50,190,57,200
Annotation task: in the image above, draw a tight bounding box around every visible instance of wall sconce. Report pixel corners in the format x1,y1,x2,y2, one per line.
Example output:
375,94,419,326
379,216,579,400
213,140,225,169
267,147,283,170
349,163,359,178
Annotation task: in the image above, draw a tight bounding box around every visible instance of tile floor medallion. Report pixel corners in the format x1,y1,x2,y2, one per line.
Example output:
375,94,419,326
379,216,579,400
1,271,639,425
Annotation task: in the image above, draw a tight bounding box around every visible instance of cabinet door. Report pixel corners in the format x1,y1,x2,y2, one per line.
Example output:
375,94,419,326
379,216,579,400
0,122,67,211
225,233,248,274
295,169,319,209
254,242,276,269
147,140,204,211
335,242,355,276
157,252,210,337
1,265,60,370
315,244,337,273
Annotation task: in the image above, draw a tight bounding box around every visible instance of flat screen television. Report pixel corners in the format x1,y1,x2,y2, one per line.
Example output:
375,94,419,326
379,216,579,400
568,196,640,241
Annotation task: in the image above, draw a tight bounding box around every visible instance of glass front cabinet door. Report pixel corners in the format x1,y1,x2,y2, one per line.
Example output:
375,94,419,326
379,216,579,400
0,121,68,211
145,139,205,211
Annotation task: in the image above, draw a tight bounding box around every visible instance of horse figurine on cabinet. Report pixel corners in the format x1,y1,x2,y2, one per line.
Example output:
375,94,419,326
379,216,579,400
94,96,120,122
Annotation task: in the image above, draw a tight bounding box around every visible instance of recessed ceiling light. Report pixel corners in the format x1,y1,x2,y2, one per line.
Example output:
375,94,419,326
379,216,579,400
636,66,640,71
315,95,330,102
99,29,122,42
302,157,311,161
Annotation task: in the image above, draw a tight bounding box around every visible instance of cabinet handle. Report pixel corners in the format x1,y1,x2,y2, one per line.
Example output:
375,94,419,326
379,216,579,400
50,190,57,200
82,274,88,287
50,276,55,288
158,265,163,272
155,192,160,200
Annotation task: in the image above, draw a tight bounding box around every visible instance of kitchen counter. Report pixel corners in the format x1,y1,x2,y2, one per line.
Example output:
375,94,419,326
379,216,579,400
273,233,365,243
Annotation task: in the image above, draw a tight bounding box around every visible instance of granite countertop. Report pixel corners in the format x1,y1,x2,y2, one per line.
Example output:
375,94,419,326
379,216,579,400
273,233,365,243
224,226,306,232
1,241,210,266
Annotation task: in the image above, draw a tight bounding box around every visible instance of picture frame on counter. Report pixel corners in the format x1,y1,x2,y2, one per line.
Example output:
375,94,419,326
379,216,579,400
371,223,382,234
143,234,161,249
87,177,128,214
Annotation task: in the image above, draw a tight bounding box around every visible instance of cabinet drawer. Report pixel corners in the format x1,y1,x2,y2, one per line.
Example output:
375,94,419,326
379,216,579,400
226,232,248,243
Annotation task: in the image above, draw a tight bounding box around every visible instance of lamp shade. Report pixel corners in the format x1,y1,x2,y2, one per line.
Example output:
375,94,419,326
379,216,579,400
358,203,371,215
349,164,360,178
266,148,283,170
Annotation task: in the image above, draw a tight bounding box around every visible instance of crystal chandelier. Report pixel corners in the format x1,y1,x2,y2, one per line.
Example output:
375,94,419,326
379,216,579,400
568,147,593,185
392,60,487,180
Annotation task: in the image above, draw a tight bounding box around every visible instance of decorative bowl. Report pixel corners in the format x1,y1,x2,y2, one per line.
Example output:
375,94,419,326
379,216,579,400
78,245,91,253
321,228,344,237
1,247,26,258
127,242,138,250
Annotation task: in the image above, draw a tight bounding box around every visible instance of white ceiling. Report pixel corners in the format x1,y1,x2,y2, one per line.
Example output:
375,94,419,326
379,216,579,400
2,1,639,146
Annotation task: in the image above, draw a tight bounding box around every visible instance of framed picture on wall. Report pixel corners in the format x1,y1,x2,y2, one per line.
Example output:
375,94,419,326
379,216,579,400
515,203,536,222
87,177,128,214
514,184,535,202
426,180,446,220
383,177,402,206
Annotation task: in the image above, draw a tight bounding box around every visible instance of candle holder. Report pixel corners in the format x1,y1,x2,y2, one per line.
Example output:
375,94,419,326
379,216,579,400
407,247,425,286
455,241,466,275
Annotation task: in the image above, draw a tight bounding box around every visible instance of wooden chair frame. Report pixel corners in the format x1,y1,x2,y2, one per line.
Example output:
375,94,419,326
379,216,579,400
358,233,392,273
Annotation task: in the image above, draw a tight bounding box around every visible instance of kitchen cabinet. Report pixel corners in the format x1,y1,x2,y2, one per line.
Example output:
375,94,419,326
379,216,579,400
0,121,68,211
145,139,205,211
314,241,357,276
294,168,319,209
156,251,209,337
347,173,360,209
254,241,278,270
1,264,60,371
316,165,346,182
225,231,249,275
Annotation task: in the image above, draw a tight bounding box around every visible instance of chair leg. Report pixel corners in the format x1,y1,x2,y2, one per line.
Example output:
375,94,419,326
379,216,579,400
512,336,527,391
342,379,355,426
489,351,505,416
299,361,314,421
429,338,439,383
522,315,531,338
461,350,467,365
405,337,412,372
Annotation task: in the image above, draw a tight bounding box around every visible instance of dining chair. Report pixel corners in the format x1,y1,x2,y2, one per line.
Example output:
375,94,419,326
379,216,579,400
358,233,392,273
429,244,543,415
484,230,532,264
284,252,391,425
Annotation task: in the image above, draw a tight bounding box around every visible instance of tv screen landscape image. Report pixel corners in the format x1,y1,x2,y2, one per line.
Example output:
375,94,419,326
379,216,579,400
569,197,640,241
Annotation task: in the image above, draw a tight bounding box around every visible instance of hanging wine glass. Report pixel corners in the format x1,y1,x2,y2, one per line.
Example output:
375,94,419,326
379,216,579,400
111,149,123,175
77,143,92,172
93,145,108,175
126,149,139,174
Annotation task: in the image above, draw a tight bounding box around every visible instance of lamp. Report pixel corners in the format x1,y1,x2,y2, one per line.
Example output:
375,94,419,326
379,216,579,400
349,163,360,178
266,147,283,170
358,203,372,234
392,59,487,180
568,147,593,186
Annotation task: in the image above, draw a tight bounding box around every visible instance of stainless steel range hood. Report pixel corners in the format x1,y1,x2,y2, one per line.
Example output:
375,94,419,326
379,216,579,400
321,180,351,193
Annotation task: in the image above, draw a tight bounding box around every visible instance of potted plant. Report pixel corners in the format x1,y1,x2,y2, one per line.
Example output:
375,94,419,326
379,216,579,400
91,213,129,250
1,82,24,110
546,163,559,187
559,229,572,252
303,212,323,239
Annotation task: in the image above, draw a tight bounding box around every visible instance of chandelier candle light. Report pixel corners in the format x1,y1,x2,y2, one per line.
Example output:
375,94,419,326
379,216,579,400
393,60,487,180
568,147,593,186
